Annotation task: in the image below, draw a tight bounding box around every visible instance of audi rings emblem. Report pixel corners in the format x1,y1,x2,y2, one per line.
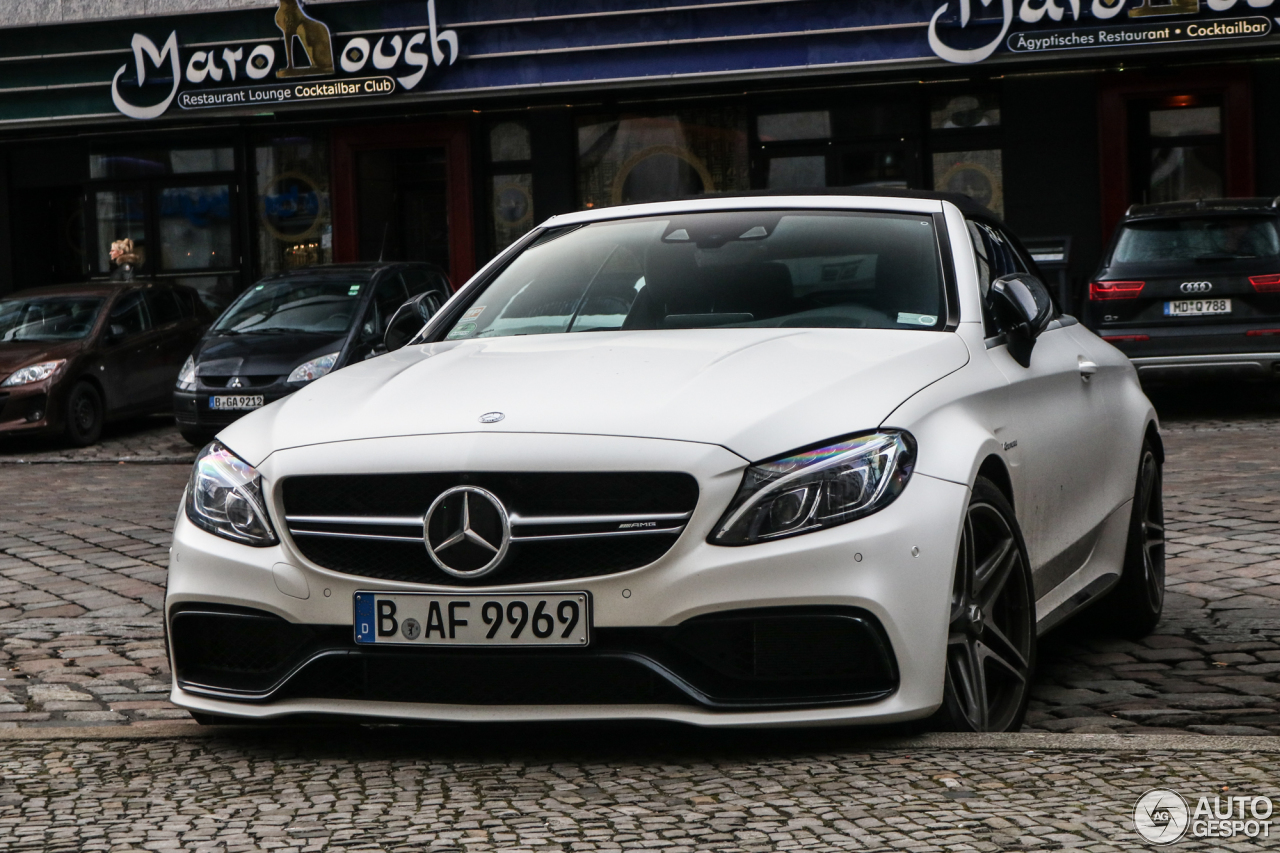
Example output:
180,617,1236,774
423,486,511,578
1180,281,1213,293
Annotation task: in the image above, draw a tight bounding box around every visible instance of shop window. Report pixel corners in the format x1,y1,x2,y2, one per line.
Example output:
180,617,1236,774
932,150,1004,219
254,136,333,276
577,109,748,209
929,92,1003,217
93,190,148,276
1137,96,1224,204
90,148,234,179
355,147,449,268
159,185,234,271
930,94,1001,130
490,122,532,162
489,121,535,254
758,111,831,142
767,156,826,189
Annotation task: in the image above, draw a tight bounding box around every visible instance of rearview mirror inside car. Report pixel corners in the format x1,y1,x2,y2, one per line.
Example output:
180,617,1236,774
383,290,447,352
986,273,1054,367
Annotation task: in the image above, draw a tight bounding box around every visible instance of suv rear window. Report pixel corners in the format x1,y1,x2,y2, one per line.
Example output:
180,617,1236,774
1112,216,1280,263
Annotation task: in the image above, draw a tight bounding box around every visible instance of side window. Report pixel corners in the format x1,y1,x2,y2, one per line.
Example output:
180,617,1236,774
144,289,184,327
402,268,451,297
107,291,150,339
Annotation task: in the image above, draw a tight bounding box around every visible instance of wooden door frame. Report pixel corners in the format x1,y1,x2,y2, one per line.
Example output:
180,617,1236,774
331,121,475,287
1098,69,1253,240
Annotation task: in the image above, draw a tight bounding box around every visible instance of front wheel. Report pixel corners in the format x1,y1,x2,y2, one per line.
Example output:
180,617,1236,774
937,477,1036,732
63,381,104,447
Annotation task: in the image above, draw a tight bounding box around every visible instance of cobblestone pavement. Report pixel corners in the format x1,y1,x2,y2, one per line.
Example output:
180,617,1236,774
0,417,196,464
0,395,1278,733
0,730,1276,851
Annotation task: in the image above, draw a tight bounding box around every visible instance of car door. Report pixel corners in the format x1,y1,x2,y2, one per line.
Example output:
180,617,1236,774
972,220,1115,601
145,286,201,405
97,289,160,415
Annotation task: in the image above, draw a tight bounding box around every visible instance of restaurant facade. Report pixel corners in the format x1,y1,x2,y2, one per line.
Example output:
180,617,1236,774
0,0,1278,313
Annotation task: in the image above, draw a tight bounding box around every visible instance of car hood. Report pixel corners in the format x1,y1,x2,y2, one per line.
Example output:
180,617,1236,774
194,331,349,377
222,328,970,465
0,340,84,376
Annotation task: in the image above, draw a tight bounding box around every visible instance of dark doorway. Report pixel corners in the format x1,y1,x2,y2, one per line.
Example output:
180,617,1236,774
1127,93,1225,206
332,122,474,287
355,147,450,269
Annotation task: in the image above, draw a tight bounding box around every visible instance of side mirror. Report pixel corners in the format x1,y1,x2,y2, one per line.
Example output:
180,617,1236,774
383,290,446,352
987,273,1054,367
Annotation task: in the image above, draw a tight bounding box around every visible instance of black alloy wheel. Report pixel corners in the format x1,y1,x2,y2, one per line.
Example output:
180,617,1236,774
64,381,104,447
1101,439,1165,638
940,477,1036,732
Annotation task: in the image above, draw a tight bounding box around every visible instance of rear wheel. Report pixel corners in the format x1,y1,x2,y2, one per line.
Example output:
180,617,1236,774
63,381,103,447
1099,439,1165,638
938,478,1036,732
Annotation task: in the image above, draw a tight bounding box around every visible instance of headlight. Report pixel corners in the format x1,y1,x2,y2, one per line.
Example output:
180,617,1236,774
176,356,196,391
711,431,916,545
1,359,65,387
287,351,340,384
185,441,278,546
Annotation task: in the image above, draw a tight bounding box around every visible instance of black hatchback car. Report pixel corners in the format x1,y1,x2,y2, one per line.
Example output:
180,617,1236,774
174,263,450,445
1086,198,1280,382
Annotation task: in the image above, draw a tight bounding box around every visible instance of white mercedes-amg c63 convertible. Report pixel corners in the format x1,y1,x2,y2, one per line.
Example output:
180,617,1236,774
166,191,1163,732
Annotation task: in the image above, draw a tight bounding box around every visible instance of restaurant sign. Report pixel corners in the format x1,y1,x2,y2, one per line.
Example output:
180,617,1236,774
930,0,1278,63
111,0,458,119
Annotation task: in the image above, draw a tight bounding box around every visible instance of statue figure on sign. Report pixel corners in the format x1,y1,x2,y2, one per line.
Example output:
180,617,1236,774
274,0,334,78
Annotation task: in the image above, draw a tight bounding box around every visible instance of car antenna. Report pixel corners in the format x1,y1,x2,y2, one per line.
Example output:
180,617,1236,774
377,192,398,263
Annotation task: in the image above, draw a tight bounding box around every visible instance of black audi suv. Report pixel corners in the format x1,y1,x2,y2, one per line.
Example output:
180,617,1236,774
174,262,450,445
1085,198,1280,382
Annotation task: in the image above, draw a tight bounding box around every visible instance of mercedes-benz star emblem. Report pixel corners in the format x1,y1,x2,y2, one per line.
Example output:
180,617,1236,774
423,486,511,577
479,411,505,424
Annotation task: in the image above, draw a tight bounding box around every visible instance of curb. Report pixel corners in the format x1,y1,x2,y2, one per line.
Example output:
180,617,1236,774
1,726,1278,751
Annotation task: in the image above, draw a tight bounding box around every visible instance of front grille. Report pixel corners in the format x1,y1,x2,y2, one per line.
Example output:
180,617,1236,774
171,605,898,709
282,472,699,586
200,375,282,388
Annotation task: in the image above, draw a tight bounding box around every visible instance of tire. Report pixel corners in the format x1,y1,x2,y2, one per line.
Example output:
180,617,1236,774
63,381,103,447
179,427,217,448
936,477,1037,732
1099,438,1165,638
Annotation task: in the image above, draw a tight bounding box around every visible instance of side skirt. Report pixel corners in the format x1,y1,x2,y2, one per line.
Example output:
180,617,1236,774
1033,498,1132,635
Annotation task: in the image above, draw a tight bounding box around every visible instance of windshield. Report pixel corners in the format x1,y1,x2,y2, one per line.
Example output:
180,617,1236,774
1112,216,1280,263
444,211,945,340
214,277,365,335
0,296,104,343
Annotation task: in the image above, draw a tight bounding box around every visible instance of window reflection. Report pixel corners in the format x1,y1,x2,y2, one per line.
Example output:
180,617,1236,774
160,185,233,270
94,190,147,275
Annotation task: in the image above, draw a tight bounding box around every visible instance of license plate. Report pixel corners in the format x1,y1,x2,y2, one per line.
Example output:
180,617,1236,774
354,592,590,647
1164,298,1231,317
209,395,264,410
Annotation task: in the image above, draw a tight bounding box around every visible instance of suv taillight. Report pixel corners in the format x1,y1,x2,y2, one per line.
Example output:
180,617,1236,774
1089,281,1145,301
1249,274,1280,293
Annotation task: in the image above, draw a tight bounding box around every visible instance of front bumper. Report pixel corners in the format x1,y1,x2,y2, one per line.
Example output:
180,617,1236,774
166,432,968,727
175,385,298,432
0,378,58,436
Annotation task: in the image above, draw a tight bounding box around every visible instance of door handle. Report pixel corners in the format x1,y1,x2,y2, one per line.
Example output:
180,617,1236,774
1078,357,1098,381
